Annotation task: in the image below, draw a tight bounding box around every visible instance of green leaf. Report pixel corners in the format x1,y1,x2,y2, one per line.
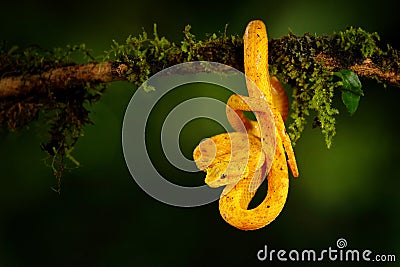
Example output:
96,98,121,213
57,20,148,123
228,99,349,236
333,69,364,115
341,91,360,115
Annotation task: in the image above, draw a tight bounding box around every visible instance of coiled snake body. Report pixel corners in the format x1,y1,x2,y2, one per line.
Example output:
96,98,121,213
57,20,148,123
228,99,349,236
193,20,299,230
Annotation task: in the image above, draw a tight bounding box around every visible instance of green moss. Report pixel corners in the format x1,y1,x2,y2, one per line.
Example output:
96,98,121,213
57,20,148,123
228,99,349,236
103,24,243,87
0,41,104,190
336,27,381,59
269,26,395,148
270,32,340,147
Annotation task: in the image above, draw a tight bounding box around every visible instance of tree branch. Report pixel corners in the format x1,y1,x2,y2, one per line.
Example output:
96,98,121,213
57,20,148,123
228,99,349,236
350,58,400,86
0,25,399,179
315,53,400,87
1,29,399,99
1,52,398,99
0,26,400,182
0,62,127,98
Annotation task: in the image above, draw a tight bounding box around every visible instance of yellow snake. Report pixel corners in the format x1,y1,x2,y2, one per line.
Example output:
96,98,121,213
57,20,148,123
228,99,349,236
193,20,299,230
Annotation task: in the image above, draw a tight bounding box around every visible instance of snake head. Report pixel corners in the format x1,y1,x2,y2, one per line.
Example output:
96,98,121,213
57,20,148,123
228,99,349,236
204,154,248,188
204,150,266,189
193,132,269,193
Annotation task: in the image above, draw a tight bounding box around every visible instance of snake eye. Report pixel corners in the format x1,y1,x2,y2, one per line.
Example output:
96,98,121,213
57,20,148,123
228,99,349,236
220,173,227,179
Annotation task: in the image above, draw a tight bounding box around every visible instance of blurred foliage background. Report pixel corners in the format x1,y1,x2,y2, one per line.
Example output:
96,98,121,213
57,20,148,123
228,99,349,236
1,0,399,266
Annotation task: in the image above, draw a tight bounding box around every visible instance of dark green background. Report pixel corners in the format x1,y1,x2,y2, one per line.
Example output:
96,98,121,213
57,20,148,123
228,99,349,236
1,0,399,266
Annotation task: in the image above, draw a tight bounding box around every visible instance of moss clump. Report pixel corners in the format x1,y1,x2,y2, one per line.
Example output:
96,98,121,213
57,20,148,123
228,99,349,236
0,42,104,190
269,32,339,147
269,27,392,148
103,24,243,87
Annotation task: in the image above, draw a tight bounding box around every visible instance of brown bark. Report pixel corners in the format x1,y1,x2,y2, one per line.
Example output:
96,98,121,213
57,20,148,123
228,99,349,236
0,62,127,98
